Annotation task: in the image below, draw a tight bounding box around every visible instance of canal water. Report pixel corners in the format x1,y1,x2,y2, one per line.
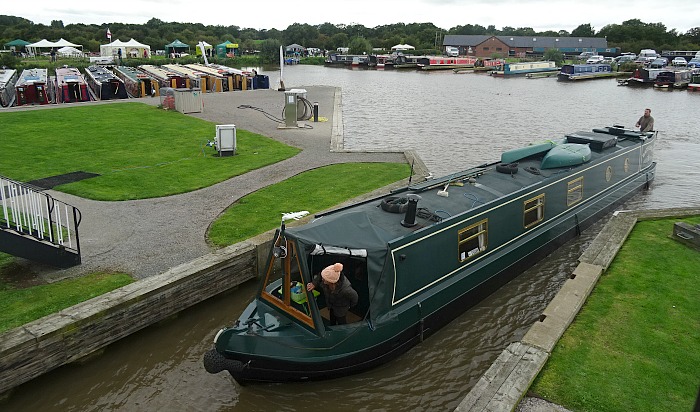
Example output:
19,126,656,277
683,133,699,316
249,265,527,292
4,66,699,411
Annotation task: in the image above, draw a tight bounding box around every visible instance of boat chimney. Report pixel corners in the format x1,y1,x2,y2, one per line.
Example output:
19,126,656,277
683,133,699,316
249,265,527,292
401,194,422,227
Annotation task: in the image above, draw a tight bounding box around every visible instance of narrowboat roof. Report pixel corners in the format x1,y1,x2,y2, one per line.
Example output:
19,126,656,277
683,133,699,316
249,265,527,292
55,67,87,84
289,127,649,248
184,63,244,77
85,65,122,83
163,64,208,78
113,66,151,81
17,68,48,86
0,68,17,86
138,64,182,81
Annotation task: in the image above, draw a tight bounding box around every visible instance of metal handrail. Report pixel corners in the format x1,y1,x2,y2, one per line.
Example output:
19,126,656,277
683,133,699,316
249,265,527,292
0,175,81,255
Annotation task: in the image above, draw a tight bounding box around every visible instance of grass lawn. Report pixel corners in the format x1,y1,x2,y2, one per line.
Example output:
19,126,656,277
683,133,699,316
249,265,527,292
0,162,409,332
530,216,700,412
0,103,300,200
0,271,134,334
208,162,411,246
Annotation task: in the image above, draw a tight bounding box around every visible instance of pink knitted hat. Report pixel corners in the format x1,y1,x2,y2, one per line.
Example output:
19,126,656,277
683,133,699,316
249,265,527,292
321,263,343,283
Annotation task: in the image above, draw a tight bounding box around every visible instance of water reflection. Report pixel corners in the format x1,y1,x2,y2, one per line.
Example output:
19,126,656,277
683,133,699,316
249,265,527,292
3,66,699,411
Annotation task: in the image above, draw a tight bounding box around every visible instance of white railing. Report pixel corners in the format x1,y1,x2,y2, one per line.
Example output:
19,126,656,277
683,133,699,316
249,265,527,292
0,175,81,254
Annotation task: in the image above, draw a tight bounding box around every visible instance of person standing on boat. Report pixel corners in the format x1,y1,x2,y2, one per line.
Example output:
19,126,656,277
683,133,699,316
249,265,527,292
307,263,358,325
635,108,654,132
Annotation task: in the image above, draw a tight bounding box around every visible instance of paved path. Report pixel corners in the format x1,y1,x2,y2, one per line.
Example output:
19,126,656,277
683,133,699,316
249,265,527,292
21,86,408,280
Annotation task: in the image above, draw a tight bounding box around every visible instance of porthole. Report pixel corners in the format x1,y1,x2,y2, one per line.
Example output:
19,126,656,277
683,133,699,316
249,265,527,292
624,158,630,173
605,166,613,182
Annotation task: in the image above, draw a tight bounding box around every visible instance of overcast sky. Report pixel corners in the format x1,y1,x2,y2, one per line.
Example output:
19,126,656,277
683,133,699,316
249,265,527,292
6,0,699,34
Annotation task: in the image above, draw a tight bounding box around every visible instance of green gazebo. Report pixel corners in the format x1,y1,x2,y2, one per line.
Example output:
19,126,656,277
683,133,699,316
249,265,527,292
164,39,189,55
4,39,31,51
215,40,239,58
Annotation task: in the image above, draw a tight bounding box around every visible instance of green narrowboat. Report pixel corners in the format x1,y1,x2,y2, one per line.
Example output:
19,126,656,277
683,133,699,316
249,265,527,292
204,126,657,384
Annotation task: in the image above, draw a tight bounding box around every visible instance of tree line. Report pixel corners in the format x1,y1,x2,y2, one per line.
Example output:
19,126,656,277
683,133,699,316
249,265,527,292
2,15,699,62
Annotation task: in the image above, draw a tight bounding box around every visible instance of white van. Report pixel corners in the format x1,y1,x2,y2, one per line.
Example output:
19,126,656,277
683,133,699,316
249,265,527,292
638,49,658,62
445,46,459,57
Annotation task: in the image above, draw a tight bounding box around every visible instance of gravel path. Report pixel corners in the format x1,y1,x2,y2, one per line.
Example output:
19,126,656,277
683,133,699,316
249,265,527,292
18,85,407,280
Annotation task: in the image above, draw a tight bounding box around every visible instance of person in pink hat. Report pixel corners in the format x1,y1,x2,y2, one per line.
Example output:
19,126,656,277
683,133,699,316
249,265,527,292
307,263,358,325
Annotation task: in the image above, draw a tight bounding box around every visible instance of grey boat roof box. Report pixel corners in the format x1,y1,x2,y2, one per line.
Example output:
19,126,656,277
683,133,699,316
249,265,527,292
566,131,617,151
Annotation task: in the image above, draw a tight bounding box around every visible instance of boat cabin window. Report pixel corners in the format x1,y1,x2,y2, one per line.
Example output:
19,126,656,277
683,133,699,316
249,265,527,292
260,240,315,328
458,219,488,262
567,177,584,206
524,194,545,228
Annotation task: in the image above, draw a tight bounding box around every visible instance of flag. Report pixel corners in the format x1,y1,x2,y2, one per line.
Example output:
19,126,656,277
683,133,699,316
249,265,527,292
106,28,112,40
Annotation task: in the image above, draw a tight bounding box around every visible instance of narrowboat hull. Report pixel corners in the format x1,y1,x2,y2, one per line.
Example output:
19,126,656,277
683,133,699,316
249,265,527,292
418,56,477,70
112,65,158,97
15,68,50,106
557,64,615,81
205,127,656,385
491,61,558,77
0,68,18,107
85,66,128,100
55,67,90,103
138,64,188,89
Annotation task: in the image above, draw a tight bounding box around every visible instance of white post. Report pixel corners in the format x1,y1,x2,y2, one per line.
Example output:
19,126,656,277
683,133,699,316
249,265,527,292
279,46,285,91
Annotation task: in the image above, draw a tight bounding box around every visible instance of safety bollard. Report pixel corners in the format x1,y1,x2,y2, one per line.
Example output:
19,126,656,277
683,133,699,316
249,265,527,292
313,102,319,122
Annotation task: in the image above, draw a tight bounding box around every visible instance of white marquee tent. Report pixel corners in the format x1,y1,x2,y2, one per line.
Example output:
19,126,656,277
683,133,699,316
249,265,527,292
27,39,56,56
27,38,83,56
100,38,151,58
57,46,83,57
391,44,415,51
54,38,82,48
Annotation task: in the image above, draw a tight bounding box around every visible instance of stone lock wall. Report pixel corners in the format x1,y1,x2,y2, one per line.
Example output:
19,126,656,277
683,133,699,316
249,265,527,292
0,240,265,396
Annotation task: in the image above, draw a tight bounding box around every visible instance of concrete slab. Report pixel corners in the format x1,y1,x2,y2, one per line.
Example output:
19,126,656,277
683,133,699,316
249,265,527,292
455,342,548,412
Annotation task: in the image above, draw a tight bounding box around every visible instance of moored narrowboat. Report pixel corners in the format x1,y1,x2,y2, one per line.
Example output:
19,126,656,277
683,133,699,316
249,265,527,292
204,125,657,385
0,68,18,107
418,56,477,70
324,54,371,67
112,65,158,97
185,63,236,92
84,65,128,100
15,68,50,106
54,67,90,103
688,72,700,91
138,64,188,89
617,67,664,87
163,64,210,91
491,61,558,77
557,63,615,81
654,69,692,89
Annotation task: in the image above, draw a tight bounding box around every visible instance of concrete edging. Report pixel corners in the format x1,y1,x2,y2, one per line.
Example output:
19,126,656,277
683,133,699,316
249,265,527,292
455,207,700,411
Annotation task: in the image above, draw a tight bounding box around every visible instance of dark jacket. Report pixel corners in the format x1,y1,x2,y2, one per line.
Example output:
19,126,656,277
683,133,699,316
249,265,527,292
313,275,358,317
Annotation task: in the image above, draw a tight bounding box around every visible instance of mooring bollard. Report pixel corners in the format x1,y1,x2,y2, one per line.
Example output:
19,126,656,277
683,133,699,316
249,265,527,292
313,102,319,122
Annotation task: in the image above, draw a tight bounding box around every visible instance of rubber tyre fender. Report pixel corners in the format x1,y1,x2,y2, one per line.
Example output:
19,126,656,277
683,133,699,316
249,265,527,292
496,162,519,174
380,197,409,213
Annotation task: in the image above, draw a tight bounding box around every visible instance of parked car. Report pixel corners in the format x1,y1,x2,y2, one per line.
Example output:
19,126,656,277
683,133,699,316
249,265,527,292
671,57,687,66
578,52,595,60
616,54,637,64
688,58,700,68
586,55,605,64
649,57,668,68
